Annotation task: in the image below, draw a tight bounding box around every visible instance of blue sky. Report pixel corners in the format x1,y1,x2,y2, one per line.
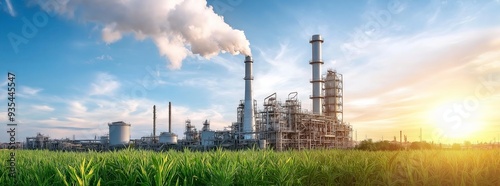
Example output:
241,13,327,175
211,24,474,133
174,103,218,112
1,0,500,144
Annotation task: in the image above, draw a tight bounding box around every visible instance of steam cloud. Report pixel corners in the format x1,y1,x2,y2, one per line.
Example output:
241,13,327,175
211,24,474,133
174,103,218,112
34,0,251,69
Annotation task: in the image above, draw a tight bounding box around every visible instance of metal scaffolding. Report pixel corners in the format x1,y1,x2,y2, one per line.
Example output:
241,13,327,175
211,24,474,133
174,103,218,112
256,91,353,151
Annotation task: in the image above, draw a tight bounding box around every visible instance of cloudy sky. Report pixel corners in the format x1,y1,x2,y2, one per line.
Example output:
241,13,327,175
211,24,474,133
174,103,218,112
1,0,500,144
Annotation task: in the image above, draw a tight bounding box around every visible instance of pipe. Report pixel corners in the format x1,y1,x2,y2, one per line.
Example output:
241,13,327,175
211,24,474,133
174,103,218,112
169,102,172,133
310,34,324,115
264,92,277,104
288,92,298,100
153,105,156,143
243,55,255,140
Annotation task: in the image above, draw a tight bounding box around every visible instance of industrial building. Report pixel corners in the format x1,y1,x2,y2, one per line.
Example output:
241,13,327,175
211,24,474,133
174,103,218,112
24,34,353,151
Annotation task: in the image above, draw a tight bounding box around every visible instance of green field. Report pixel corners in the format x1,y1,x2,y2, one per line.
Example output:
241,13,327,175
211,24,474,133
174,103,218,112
1,149,499,185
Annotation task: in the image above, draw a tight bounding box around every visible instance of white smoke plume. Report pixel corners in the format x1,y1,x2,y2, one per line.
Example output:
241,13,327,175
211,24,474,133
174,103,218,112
34,0,251,69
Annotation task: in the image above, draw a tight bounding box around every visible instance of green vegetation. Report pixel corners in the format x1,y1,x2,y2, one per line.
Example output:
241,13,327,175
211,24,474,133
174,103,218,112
356,139,439,151
1,149,499,185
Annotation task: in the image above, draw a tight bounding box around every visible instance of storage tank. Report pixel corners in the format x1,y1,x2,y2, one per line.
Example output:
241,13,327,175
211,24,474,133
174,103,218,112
159,132,178,144
108,121,131,146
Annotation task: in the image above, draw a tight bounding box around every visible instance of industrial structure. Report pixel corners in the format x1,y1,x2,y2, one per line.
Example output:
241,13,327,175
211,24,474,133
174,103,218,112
224,34,352,150
24,34,353,151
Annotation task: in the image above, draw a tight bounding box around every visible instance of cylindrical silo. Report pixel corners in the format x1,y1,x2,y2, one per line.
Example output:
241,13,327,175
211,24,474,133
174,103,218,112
159,132,178,144
108,121,131,146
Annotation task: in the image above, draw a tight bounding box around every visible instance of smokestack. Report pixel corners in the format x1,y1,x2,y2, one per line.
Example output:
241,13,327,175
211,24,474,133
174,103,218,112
153,105,156,143
310,34,324,115
243,56,255,139
400,130,402,145
169,102,172,133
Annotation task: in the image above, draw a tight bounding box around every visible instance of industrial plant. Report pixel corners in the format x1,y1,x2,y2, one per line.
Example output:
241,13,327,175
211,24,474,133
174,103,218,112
23,34,354,151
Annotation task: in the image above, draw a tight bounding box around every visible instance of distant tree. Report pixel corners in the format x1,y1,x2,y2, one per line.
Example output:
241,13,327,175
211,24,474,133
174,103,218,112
464,141,471,149
410,142,422,150
451,143,461,150
375,140,401,151
357,139,375,151
356,139,402,151
409,141,434,150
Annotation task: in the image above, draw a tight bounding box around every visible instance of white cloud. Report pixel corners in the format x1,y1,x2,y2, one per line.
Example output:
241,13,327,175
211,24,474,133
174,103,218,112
32,105,55,112
254,42,311,104
4,0,16,17
33,0,251,69
95,54,113,61
0,80,6,100
0,79,7,86
66,117,86,123
69,101,87,114
20,86,42,96
340,27,500,142
9,88,240,141
209,55,244,73
89,72,120,96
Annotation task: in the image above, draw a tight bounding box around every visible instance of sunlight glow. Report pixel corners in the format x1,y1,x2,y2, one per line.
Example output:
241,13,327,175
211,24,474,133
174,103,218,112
428,102,485,143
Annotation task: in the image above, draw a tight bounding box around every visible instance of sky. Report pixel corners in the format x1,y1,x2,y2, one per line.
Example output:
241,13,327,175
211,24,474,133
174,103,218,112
1,0,500,144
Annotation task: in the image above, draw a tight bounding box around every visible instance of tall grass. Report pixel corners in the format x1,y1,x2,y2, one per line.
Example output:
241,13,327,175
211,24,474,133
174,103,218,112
1,149,499,185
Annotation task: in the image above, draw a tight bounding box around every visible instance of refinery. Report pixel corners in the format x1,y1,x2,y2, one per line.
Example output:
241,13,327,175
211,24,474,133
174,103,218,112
22,34,354,151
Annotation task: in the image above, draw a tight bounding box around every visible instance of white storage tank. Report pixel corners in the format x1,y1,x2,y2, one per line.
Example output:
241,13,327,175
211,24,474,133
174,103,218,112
108,121,131,146
159,132,178,144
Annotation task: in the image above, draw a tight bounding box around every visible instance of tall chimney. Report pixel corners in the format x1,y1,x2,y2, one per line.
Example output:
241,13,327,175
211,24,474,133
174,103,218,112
169,102,172,133
153,105,156,143
310,34,324,115
243,56,255,139
400,130,402,145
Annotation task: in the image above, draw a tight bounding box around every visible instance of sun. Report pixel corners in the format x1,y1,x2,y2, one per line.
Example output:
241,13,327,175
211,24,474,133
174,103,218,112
427,102,484,142
441,121,480,139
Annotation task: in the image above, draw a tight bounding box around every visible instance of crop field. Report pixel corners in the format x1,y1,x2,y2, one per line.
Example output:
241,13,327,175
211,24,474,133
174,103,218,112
1,149,499,186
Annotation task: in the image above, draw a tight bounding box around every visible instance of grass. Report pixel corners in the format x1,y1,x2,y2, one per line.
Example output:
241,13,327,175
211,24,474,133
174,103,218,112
1,149,499,185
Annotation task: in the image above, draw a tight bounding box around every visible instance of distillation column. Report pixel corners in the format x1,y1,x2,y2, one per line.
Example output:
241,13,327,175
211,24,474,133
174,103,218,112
243,56,255,139
310,34,324,115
